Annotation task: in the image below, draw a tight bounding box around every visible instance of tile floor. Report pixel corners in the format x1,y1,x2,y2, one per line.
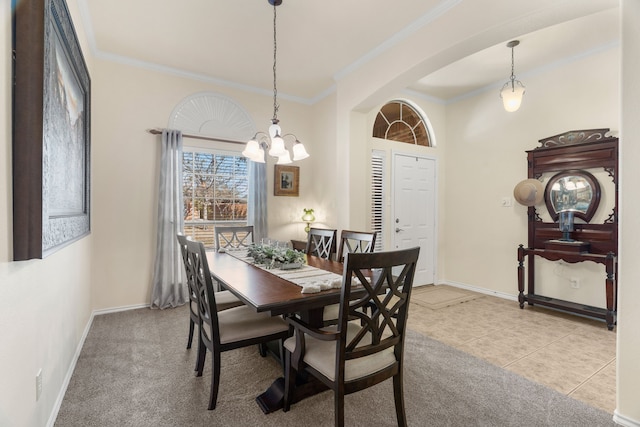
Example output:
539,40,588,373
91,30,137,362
407,285,617,414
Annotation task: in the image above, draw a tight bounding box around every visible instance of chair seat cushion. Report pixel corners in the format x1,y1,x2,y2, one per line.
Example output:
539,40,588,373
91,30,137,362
322,303,339,321
215,306,289,344
284,322,396,382
215,290,244,311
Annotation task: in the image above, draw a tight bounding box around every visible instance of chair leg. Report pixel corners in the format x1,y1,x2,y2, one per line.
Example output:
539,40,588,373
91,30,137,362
334,389,345,427
187,317,194,349
195,335,206,377
258,342,267,357
208,350,222,410
278,339,285,371
393,372,407,427
283,351,295,412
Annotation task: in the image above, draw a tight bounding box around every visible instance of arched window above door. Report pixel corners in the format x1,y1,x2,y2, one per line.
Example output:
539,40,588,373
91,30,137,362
372,100,432,147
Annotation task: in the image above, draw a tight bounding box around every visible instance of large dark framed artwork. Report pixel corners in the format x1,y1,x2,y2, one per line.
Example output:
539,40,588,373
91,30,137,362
13,0,91,260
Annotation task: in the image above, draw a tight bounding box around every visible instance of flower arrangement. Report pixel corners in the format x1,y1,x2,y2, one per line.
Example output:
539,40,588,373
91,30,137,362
247,243,305,269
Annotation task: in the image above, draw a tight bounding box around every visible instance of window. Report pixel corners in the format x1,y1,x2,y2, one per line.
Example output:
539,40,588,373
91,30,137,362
182,149,248,248
372,100,431,147
371,150,385,253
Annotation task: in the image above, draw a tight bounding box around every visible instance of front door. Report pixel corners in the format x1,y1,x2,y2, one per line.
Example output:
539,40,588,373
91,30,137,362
392,153,436,286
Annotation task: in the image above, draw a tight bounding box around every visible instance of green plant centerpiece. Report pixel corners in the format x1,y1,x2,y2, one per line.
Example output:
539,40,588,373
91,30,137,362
247,243,305,269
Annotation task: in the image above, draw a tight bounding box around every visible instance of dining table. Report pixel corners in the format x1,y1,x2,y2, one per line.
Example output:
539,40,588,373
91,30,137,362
205,249,367,414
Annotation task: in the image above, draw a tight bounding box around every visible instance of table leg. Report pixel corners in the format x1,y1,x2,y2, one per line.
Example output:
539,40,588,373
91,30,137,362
256,374,329,414
255,307,328,413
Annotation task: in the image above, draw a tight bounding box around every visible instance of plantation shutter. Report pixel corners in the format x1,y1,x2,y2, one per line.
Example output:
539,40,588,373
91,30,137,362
371,150,385,252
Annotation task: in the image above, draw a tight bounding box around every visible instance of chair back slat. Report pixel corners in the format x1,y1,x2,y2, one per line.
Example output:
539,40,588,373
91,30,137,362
336,230,377,262
305,228,337,259
215,225,254,250
184,238,221,348
177,234,199,320
338,247,420,364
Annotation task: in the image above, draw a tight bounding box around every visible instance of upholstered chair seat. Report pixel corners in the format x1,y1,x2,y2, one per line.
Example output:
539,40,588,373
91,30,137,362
284,322,395,382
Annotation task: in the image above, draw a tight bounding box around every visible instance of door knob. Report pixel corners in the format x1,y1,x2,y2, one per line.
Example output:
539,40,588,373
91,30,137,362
395,227,404,233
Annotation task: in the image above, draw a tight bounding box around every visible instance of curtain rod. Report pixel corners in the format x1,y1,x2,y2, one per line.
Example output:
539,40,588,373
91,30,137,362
147,128,245,146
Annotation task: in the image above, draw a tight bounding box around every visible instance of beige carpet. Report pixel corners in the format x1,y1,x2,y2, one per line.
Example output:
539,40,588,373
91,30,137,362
411,285,483,310
54,305,615,427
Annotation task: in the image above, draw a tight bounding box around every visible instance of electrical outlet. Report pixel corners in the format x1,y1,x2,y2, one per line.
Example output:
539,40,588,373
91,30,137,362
36,369,42,401
570,278,580,289
500,197,512,207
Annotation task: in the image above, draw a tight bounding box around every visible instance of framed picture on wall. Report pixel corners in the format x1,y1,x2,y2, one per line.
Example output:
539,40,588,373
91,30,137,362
274,165,299,197
13,0,91,260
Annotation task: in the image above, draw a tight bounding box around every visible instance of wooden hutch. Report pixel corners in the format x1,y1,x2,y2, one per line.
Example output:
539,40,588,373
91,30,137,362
517,129,618,330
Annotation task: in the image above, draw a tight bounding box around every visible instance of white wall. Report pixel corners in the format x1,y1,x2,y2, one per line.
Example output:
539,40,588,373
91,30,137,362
0,1,94,425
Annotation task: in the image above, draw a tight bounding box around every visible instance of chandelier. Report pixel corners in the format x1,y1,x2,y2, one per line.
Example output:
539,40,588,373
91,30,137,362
242,0,309,164
500,40,526,112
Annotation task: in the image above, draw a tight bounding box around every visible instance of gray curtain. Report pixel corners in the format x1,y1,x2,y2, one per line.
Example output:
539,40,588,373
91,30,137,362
151,129,187,309
248,158,268,243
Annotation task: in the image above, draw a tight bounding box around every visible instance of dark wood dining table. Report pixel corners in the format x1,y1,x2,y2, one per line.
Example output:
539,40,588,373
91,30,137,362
205,250,355,413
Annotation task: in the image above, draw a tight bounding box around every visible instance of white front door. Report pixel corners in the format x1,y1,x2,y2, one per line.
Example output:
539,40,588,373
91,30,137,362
392,153,436,286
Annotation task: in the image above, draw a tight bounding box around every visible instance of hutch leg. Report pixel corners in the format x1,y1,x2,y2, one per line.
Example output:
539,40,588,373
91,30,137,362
517,245,525,308
605,253,616,331
526,251,535,305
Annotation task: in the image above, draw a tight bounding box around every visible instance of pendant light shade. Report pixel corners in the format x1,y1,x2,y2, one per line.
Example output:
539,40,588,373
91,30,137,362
243,0,309,164
501,82,526,112
500,40,525,112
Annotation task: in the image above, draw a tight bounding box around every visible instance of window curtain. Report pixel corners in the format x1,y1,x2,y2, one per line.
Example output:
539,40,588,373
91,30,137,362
151,129,188,309
248,158,267,243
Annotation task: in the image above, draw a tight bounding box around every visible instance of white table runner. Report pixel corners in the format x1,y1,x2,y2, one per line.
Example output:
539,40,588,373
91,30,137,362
221,248,344,294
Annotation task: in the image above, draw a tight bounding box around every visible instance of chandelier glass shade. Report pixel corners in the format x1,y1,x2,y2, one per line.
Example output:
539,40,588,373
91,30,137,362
500,40,525,112
242,0,309,164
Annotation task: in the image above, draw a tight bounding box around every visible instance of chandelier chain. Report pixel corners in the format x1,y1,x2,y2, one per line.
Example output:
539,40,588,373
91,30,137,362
272,2,279,122
510,45,516,83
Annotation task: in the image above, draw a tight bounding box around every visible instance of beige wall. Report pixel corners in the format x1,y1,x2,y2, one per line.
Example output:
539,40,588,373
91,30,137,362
2,0,639,426
90,58,317,310
444,46,620,303
0,1,94,425
616,0,640,424
366,95,447,283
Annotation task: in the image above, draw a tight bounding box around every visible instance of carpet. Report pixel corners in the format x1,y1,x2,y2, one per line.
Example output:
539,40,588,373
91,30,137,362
54,306,614,426
411,285,483,310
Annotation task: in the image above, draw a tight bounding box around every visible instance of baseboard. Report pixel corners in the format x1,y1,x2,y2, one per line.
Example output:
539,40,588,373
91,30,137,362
92,302,150,316
614,410,640,427
46,302,150,427
437,280,518,302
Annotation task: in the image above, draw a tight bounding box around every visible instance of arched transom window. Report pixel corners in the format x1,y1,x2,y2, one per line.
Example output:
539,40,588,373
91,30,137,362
372,100,431,147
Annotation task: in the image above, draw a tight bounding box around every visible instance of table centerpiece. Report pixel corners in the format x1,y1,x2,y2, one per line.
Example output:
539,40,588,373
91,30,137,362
247,242,305,270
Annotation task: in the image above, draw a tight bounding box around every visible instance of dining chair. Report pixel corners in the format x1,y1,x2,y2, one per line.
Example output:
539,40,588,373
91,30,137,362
322,230,378,324
215,225,254,250
283,247,420,427
305,227,337,260
336,230,377,262
176,235,244,365
183,238,291,410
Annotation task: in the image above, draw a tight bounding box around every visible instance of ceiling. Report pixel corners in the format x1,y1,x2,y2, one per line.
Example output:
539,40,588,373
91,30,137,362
77,0,620,105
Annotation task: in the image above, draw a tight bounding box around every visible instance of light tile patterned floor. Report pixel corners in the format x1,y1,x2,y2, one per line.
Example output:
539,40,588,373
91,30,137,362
407,285,616,414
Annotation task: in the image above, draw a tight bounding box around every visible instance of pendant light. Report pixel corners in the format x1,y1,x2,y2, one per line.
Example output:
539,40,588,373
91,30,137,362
500,40,526,112
242,0,309,164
